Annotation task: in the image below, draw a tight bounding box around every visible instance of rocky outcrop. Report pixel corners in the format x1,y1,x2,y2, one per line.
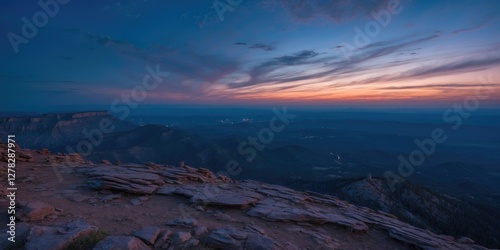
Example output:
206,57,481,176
81,164,491,250
86,166,164,194
45,153,87,165
1,147,492,250
86,164,232,194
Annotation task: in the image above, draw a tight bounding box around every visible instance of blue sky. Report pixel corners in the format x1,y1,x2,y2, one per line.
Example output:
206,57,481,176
1,0,500,112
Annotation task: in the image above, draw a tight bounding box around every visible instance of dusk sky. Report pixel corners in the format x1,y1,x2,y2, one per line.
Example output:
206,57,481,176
1,0,500,112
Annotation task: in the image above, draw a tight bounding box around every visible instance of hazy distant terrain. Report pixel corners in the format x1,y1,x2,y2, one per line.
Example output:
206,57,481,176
2,109,499,205
1,109,499,247
127,109,500,204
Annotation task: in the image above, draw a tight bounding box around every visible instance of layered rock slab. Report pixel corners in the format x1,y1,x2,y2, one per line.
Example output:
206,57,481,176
83,163,491,250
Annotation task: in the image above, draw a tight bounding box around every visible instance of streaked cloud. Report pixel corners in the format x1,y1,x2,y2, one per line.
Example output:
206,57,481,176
1,0,500,109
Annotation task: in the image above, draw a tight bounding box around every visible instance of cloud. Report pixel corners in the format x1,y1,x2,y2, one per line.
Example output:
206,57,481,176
402,56,500,79
234,42,276,51
249,43,275,51
265,34,441,86
379,83,500,90
451,23,487,35
227,31,490,92
331,53,500,89
66,29,242,92
451,11,500,35
229,50,321,88
273,50,320,65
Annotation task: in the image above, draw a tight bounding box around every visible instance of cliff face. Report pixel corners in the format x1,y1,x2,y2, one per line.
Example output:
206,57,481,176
0,111,137,151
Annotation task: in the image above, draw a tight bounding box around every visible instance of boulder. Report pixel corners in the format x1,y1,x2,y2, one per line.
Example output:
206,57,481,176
93,236,150,250
132,226,161,245
16,201,55,222
154,228,173,248
172,232,191,243
206,227,247,249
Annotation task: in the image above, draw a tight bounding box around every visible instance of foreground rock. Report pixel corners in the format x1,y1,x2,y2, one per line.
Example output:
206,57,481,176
206,227,247,249
85,164,232,194
132,226,161,245
93,236,150,250
24,220,97,250
205,227,276,250
16,201,55,222
166,218,197,227
81,163,492,250
3,139,495,249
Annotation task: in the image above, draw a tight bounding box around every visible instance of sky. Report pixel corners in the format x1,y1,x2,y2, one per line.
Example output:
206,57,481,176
1,0,500,112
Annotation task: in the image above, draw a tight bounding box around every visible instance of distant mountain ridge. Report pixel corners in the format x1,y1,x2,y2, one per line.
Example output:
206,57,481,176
0,111,137,150
1,111,109,121
0,112,332,181
0,112,230,170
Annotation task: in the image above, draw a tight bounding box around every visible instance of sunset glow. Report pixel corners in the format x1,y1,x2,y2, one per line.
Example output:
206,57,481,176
1,0,500,111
